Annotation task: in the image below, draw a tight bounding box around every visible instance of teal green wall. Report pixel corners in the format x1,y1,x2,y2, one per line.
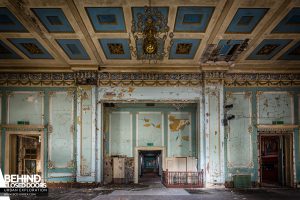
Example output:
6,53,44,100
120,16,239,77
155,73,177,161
224,87,300,185
104,104,197,158
0,87,77,182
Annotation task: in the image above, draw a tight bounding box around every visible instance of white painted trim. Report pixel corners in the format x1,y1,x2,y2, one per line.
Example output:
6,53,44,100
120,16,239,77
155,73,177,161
96,101,103,182
91,87,96,178
161,113,164,147
76,91,82,180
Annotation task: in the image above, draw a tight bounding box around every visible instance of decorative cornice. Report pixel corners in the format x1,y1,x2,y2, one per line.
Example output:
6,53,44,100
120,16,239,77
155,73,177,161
0,72,76,87
225,73,300,87
257,124,298,132
0,72,300,87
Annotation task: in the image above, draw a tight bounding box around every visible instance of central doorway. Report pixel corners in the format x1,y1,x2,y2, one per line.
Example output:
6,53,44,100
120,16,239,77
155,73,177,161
134,147,165,183
260,133,293,187
139,150,162,183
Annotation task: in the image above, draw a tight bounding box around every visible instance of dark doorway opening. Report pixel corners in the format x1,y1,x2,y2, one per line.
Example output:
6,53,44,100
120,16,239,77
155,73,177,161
260,134,293,187
138,150,162,183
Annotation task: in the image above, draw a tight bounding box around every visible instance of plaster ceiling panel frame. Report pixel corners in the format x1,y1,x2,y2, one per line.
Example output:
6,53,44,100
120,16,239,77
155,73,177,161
23,1,100,68
235,0,299,64
1,1,71,69
0,39,23,59
211,0,285,67
279,40,300,60
246,39,292,60
0,7,28,32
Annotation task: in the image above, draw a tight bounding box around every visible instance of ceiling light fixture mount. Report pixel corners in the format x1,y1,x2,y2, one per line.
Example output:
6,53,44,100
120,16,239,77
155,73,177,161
129,0,174,63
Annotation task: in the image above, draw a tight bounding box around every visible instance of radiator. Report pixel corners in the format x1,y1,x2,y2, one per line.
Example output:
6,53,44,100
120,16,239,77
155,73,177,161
233,175,251,188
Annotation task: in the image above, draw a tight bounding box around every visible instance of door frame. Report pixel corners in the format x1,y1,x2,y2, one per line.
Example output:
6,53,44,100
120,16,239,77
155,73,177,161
258,132,294,187
5,130,44,180
134,146,165,183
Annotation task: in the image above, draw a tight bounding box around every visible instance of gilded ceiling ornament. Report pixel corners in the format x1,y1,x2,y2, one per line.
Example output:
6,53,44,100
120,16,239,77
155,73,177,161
108,43,124,54
20,43,43,54
257,44,279,55
176,43,192,54
129,0,174,63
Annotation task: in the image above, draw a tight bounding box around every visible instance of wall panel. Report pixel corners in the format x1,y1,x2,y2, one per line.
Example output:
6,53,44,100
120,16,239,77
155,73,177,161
226,92,253,168
168,112,192,157
137,112,163,147
257,91,293,124
109,112,132,156
8,91,43,124
48,91,74,168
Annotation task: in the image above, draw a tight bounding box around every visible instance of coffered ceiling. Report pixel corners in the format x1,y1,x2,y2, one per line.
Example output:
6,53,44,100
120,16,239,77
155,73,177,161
0,0,300,73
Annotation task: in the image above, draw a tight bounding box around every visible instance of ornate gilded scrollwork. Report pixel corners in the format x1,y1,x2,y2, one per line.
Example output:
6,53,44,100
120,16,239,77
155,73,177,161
48,160,55,169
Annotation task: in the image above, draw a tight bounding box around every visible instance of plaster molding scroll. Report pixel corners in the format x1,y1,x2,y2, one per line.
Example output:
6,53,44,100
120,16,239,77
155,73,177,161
67,160,75,168
48,91,56,97
257,124,298,132
5,91,13,97
38,91,45,98
256,91,263,97
48,160,55,169
47,124,53,134
245,91,252,99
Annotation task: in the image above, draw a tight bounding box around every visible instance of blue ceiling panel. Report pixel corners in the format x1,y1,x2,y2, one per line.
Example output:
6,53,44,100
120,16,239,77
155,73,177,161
247,39,291,60
86,7,126,32
0,40,22,59
56,39,90,60
132,7,169,32
0,7,27,32
169,39,200,59
226,8,268,33
174,7,214,32
272,8,300,33
280,41,300,60
218,40,243,56
9,38,53,59
31,8,74,33
99,39,131,59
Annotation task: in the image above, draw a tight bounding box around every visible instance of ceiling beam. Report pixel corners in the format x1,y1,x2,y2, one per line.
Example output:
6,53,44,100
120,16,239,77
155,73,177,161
66,0,103,68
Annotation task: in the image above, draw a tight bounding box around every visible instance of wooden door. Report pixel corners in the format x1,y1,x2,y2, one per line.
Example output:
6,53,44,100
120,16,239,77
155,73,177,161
261,136,280,184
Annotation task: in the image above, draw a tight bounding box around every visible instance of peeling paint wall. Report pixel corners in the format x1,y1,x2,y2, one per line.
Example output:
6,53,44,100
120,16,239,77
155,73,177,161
99,87,201,101
76,86,96,182
257,92,294,124
109,112,132,157
224,87,300,187
226,92,253,169
8,91,44,124
104,103,197,158
204,82,224,184
48,91,74,174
